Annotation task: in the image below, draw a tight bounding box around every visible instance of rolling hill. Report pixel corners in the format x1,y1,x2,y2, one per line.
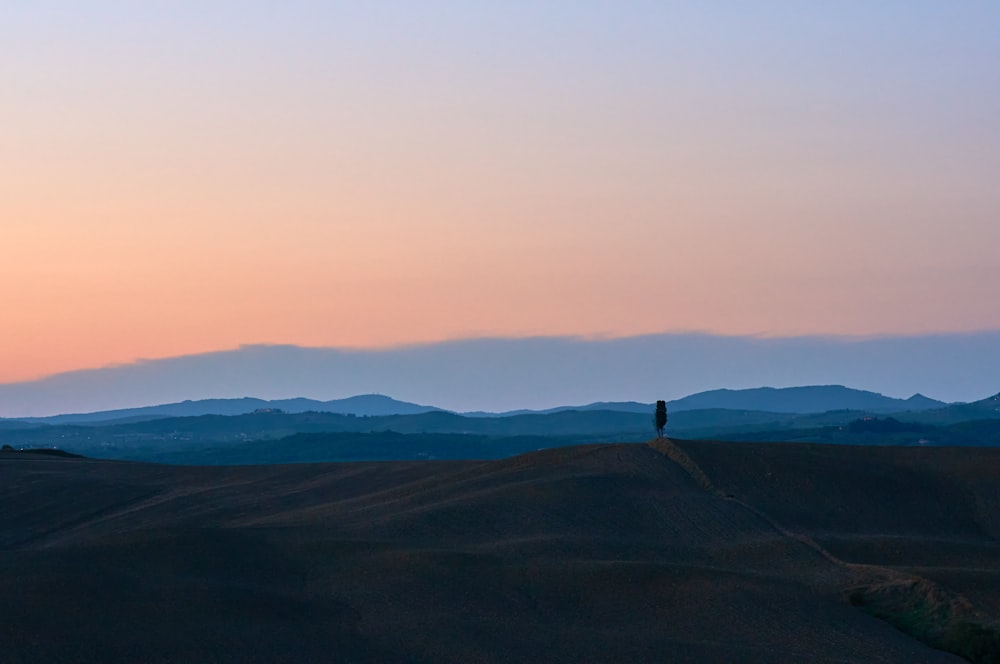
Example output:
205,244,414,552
3,440,996,661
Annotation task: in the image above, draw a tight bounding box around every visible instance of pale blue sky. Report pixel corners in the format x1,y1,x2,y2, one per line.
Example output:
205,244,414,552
2,2,999,388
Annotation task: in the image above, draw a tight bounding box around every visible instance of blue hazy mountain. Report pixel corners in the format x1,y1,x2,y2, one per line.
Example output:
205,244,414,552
903,391,1000,424
18,394,439,425
3,397,1000,465
470,386,947,417
664,385,947,414
462,401,655,417
8,385,952,426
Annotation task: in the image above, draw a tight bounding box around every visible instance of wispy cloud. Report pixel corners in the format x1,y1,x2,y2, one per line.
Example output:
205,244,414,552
1,332,997,417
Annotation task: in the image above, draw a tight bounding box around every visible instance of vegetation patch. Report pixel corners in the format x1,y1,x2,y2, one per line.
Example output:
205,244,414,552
848,577,1000,663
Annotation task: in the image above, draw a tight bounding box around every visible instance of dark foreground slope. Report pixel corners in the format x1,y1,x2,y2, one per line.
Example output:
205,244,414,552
2,443,994,662
673,439,1000,654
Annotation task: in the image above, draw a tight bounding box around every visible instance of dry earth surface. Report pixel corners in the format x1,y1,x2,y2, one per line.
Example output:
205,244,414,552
3,440,999,662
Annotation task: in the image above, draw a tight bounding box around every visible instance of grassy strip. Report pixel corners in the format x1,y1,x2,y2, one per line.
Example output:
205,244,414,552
849,578,1000,663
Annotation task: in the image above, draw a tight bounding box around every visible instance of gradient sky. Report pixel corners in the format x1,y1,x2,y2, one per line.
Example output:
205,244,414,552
3,2,999,384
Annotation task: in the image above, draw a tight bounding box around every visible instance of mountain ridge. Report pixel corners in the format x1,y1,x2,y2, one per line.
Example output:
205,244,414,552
665,385,948,414
0,384,958,425
12,394,440,425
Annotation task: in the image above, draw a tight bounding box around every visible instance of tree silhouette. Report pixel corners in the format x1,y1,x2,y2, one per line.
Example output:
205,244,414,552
655,400,668,438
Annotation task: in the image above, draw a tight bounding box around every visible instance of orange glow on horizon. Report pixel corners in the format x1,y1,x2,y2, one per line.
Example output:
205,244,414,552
3,4,999,383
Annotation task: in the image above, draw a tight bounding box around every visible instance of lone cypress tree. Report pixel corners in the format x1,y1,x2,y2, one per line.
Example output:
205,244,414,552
655,400,668,438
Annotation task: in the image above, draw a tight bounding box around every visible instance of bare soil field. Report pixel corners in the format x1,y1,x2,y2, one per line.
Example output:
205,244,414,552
3,441,996,662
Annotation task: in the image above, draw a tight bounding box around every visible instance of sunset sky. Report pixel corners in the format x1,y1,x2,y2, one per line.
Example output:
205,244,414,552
3,2,999,385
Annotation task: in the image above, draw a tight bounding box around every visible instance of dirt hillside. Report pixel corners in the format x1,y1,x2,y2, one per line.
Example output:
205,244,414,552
3,442,990,662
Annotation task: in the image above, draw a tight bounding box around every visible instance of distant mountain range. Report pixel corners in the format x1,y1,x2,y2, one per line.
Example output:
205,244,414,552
665,385,947,414
13,394,440,425
4,385,952,425
481,386,948,416
1,389,998,464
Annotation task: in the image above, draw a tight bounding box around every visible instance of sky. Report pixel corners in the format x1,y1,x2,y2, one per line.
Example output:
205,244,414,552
3,2,1000,391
